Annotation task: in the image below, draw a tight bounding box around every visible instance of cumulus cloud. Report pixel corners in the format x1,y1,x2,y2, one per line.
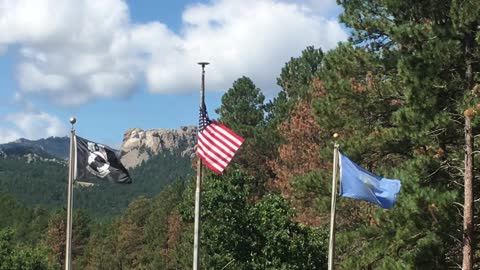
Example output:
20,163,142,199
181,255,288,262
299,0,343,18
0,0,347,105
0,111,68,143
146,0,347,94
2,0,138,105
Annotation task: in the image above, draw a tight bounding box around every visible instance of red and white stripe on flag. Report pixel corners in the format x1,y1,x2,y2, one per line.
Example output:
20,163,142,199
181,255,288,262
196,121,244,174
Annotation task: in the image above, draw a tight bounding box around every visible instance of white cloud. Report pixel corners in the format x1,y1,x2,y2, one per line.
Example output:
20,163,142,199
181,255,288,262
294,0,343,18
0,129,21,144
146,0,347,94
1,0,138,105
0,111,68,143
0,0,347,105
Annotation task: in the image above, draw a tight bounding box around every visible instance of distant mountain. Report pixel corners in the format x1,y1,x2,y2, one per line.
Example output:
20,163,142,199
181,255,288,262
0,126,198,165
0,127,196,220
0,137,69,160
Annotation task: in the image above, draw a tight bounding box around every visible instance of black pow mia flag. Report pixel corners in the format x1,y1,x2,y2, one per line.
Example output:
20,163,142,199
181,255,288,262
75,136,132,184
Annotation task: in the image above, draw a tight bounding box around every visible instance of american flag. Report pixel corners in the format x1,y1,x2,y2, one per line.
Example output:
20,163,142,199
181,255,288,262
196,103,244,174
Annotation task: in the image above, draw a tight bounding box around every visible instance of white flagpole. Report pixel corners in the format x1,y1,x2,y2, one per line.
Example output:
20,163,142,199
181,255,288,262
65,117,76,270
193,62,209,270
328,133,340,270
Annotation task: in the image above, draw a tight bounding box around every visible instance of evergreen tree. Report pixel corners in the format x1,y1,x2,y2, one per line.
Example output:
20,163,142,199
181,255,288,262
44,209,92,269
0,229,51,270
181,170,327,269
216,77,274,182
81,179,191,270
277,46,324,101
216,76,266,136
306,0,480,268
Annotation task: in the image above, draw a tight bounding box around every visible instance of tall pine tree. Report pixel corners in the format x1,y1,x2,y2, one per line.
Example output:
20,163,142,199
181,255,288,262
310,0,479,267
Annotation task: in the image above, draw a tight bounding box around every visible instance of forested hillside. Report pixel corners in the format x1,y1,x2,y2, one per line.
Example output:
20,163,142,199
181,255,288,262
0,150,193,220
1,0,479,269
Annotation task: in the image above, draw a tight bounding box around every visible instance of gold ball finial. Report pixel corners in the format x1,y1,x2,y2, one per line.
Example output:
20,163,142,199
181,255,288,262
333,133,339,139
69,117,76,125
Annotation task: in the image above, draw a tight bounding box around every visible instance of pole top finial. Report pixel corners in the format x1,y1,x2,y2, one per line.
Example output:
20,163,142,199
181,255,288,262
69,117,76,125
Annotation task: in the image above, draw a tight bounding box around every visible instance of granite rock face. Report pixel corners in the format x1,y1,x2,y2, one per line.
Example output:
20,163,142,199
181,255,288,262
120,126,197,168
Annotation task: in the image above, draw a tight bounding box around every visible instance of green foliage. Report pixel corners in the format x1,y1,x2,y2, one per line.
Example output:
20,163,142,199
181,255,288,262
1,1,479,268
182,170,327,269
42,209,92,269
248,195,327,270
216,76,266,136
277,46,324,101
128,150,194,194
0,193,50,246
0,229,51,270
216,77,276,183
0,150,193,220
80,178,190,270
0,159,67,210
306,0,480,268
0,150,194,268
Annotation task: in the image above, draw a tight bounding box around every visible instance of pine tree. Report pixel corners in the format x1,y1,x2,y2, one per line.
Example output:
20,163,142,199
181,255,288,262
180,170,327,269
216,77,273,182
308,0,480,268
277,46,324,101
0,229,51,270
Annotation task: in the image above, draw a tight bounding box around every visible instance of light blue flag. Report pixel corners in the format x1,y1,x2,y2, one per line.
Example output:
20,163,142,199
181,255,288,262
339,153,401,209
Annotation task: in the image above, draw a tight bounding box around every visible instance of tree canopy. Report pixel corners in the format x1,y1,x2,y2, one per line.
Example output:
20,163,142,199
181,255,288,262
1,0,480,269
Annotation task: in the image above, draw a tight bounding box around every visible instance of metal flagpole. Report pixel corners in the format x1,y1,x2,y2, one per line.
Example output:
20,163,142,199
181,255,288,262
65,117,76,270
193,62,209,270
328,133,340,270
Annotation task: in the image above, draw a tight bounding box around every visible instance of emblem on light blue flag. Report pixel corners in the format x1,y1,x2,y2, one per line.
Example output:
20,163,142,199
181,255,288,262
339,153,401,209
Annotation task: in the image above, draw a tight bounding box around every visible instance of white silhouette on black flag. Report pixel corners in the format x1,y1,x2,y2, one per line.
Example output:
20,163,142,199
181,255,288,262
75,136,132,184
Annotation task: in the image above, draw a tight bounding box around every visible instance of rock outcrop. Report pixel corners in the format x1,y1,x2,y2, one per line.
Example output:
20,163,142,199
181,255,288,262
0,137,69,160
120,126,197,168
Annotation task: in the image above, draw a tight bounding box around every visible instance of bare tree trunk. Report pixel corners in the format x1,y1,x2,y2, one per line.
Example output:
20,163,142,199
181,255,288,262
463,109,474,270
462,21,478,269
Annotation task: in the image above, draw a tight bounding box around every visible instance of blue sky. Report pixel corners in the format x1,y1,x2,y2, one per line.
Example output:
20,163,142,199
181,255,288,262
0,0,346,147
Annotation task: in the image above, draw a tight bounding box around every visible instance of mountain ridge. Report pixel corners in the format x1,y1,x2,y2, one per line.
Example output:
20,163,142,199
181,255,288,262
0,126,197,219
0,136,69,160
0,126,198,167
